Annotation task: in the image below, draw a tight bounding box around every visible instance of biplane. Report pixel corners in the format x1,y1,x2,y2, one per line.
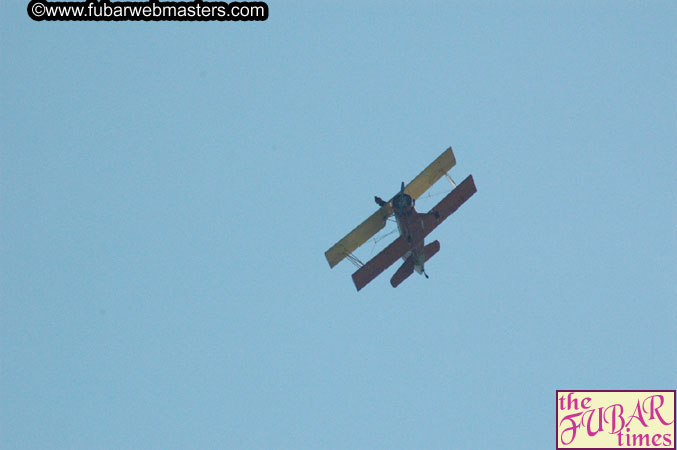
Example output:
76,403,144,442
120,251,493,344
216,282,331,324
325,147,477,291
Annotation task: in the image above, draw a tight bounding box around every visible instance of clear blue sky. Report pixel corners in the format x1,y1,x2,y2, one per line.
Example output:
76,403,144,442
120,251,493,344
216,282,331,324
1,1,675,449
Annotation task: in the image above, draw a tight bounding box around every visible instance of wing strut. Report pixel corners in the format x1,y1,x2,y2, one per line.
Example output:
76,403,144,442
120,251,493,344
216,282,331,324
444,173,456,188
345,253,364,268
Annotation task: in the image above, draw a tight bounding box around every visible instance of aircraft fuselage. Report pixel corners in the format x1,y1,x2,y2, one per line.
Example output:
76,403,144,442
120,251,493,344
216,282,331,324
391,192,427,275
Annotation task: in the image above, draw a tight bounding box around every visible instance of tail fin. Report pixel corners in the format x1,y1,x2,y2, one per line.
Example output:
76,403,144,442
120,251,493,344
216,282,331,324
390,240,441,288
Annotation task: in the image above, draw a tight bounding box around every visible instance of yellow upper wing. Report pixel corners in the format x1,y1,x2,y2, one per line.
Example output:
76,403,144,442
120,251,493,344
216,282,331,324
324,202,392,268
404,147,456,200
324,147,457,268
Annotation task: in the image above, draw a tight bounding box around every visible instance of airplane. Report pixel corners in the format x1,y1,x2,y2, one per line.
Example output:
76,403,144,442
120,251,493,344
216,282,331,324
324,147,477,291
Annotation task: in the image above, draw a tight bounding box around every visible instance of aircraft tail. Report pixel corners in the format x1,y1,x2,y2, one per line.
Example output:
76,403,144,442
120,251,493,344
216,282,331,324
390,240,440,288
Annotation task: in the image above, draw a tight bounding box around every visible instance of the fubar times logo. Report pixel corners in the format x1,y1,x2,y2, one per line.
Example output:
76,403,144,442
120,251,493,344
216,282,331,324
557,390,676,449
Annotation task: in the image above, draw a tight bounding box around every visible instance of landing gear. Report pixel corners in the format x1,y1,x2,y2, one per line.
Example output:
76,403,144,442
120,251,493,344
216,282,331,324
374,196,387,207
423,271,429,279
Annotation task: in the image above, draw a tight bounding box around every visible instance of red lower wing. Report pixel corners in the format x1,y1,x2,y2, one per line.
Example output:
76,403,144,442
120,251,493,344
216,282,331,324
351,236,410,291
